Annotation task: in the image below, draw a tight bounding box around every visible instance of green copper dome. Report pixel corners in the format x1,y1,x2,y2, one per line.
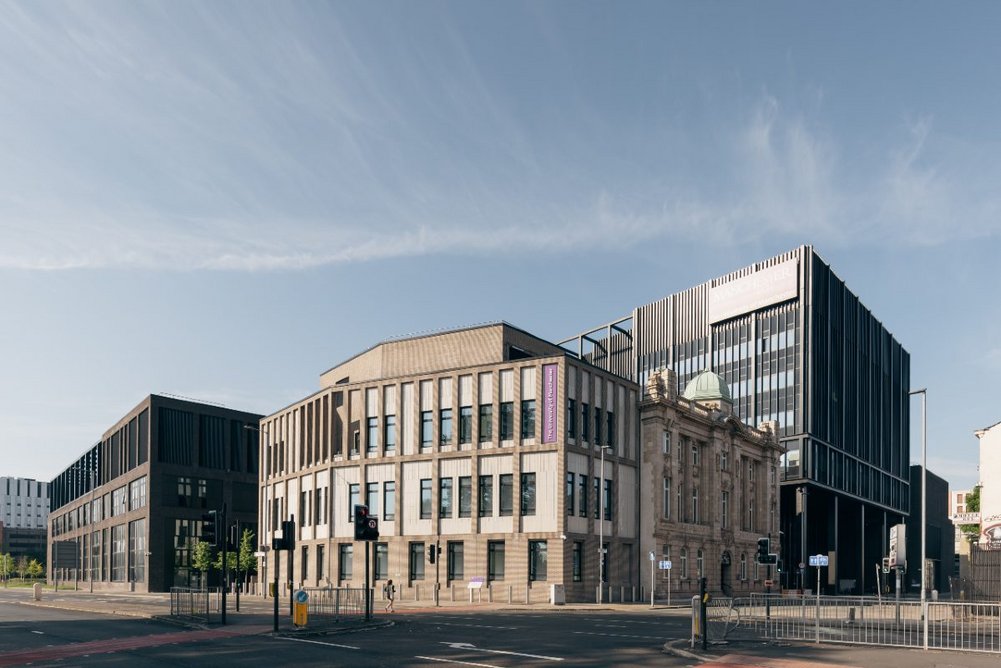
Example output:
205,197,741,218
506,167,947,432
681,370,733,404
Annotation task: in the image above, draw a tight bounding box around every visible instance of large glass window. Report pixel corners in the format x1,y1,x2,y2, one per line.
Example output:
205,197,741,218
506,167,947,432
128,518,145,583
367,417,379,453
440,408,453,444
383,482,396,520
487,540,505,581
111,524,126,582
606,411,614,448
567,399,576,439
317,545,325,581
439,478,453,518
366,482,380,517
499,474,513,516
478,405,493,441
566,473,575,517
581,403,590,441
520,400,535,439
499,402,514,440
409,542,425,581
572,541,582,582
578,474,588,518
478,475,493,516
420,411,433,448
112,486,127,516
458,476,472,517
384,415,396,453
129,476,147,511
528,540,548,581
420,479,432,519
447,541,464,580
593,408,602,445
521,472,536,516
339,544,353,580
375,543,388,580
459,407,473,444
348,483,359,520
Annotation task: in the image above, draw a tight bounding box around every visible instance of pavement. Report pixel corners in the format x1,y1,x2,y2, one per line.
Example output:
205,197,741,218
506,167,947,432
8,587,1001,667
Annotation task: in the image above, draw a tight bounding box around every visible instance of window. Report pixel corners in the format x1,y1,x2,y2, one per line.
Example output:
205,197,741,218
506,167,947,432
128,518,145,583
521,400,536,439
420,479,432,519
348,484,359,520
458,476,472,517
721,450,728,471
111,524,126,581
692,487,699,523
692,443,700,466
439,478,453,518
478,475,493,516
487,540,505,581
339,544,353,580
300,490,310,526
440,408,453,444
747,501,755,532
593,477,600,519
578,473,588,517
351,427,360,455
366,482,379,518
315,487,327,525
721,491,729,529
317,544,325,581
572,541,583,581
384,415,396,453
697,548,704,578
603,479,612,520
581,403,590,441
566,472,575,516
112,486,127,516
606,411,614,448
662,477,671,519
739,552,747,581
421,411,433,448
459,407,473,444
129,476,147,511
375,543,388,579
528,540,548,581
593,408,601,445
302,545,309,581
567,399,576,439
478,404,493,441
499,402,514,440
383,482,396,520
409,542,425,580
447,541,464,580
367,417,379,453
663,430,671,454
679,548,688,579
499,474,513,516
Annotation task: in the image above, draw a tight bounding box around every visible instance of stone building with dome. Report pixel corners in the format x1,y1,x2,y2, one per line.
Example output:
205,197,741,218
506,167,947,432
639,367,784,597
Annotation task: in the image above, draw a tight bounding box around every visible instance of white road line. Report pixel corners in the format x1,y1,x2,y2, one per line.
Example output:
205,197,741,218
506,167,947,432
277,636,360,650
415,657,501,667
31,631,44,635
573,631,666,641
430,622,518,630
440,642,563,661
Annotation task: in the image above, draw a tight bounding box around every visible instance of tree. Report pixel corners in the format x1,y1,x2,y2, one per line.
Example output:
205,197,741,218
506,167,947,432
0,553,13,582
191,540,215,577
16,556,28,581
26,559,43,580
960,485,982,536
238,528,257,576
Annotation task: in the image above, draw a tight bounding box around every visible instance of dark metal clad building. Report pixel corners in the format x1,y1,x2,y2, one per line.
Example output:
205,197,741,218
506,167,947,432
561,245,910,594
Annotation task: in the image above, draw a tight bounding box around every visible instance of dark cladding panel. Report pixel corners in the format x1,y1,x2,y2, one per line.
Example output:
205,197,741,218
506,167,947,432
158,407,194,465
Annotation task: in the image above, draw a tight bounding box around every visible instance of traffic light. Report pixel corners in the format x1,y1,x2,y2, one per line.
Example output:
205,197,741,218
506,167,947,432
428,544,436,564
354,504,380,541
756,537,770,564
281,520,296,551
202,511,220,548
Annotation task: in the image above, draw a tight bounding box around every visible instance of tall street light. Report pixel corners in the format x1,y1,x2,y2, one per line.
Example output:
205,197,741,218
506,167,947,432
909,389,927,609
598,445,612,604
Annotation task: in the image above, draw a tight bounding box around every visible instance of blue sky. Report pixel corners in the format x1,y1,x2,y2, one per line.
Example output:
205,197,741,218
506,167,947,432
1,2,998,493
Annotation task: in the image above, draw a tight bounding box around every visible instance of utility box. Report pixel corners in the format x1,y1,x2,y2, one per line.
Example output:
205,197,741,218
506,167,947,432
550,584,565,605
293,589,309,627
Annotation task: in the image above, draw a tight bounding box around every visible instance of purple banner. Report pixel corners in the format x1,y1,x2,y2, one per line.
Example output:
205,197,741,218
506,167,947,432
543,364,558,443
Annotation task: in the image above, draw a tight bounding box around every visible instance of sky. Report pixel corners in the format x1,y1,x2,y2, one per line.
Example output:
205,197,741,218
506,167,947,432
1,2,998,494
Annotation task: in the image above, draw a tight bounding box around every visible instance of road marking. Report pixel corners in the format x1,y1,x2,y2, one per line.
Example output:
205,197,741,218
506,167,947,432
431,622,518,630
416,657,501,667
278,637,360,650
30,631,44,635
440,642,563,661
573,631,666,641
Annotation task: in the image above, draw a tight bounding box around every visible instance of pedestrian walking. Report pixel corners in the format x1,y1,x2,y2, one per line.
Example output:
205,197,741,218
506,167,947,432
384,579,395,612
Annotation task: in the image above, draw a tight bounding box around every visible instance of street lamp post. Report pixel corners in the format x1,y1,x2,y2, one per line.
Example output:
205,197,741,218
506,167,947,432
909,389,927,630
598,445,611,604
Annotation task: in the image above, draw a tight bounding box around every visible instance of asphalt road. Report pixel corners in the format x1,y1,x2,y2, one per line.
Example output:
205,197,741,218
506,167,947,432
0,596,694,667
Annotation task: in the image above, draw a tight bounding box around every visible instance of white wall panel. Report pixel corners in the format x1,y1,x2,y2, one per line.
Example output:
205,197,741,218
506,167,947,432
520,367,536,400
521,451,558,533
459,375,473,407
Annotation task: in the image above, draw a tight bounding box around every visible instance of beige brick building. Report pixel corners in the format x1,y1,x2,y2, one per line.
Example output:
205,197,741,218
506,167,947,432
258,323,640,603
639,368,783,598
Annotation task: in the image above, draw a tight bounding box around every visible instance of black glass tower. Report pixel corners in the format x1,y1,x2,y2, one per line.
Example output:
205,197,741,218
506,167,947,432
561,245,910,593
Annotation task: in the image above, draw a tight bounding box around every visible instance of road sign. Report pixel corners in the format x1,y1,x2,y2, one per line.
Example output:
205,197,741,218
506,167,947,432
808,554,829,567
764,579,774,587
658,560,672,570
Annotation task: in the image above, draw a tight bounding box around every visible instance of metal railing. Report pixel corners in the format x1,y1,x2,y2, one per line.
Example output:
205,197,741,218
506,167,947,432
729,594,1001,654
301,587,370,626
169,587,222,623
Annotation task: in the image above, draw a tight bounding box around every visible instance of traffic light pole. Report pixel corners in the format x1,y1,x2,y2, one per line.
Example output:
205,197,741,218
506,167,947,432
221,503,228,625
435,540,441,607
273,547,279,634
364,541,371,622
288,515,295,619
